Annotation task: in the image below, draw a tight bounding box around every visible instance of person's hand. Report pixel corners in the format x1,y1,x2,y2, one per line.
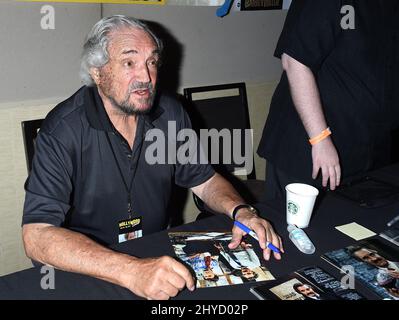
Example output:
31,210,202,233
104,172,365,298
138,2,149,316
311,137,341,190
387,269,399,279
122,256,195,300
229,209,284,261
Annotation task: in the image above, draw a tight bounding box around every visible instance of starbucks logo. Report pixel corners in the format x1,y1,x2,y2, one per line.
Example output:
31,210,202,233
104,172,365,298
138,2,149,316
287,201,299,215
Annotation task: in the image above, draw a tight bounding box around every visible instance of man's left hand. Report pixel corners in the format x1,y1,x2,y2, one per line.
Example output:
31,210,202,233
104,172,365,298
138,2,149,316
229,209,284,261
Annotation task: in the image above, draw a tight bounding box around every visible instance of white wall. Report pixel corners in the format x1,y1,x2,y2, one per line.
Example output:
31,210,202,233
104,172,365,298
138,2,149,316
0,2,101,102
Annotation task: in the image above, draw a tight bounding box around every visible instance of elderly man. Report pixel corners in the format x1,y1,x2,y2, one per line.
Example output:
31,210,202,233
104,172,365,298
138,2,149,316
22,15,283,300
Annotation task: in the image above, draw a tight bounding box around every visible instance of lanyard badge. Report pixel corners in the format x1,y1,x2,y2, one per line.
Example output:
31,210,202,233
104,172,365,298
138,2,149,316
118,216,143,243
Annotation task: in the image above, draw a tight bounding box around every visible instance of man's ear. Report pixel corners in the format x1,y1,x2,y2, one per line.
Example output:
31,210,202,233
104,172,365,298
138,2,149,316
90,68,101,85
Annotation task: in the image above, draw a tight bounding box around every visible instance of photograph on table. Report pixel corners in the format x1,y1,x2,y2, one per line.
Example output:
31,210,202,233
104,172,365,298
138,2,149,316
168,231,274,288
256,277,328,300
322,238,399,300
250,266,364,300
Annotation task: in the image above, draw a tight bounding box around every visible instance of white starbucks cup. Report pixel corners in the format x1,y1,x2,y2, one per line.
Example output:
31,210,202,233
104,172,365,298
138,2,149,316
285,183,319,228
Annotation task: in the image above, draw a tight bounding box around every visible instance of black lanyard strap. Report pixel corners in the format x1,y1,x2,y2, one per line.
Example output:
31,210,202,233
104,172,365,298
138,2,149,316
100,114,145,219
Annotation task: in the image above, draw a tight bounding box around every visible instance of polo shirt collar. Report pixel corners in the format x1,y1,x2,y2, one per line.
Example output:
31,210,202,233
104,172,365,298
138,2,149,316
84,86,164,132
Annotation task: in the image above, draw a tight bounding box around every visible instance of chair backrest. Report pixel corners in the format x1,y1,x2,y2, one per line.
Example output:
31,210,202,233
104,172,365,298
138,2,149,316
21,119,43,172
183,82,256,180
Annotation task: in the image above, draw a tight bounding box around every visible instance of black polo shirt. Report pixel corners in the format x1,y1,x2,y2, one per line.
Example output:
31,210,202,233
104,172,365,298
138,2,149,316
258,0,399,183
22,86,215,246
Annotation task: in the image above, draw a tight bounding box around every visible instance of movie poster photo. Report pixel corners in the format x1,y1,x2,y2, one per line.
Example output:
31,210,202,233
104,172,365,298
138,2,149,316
168,231,274,288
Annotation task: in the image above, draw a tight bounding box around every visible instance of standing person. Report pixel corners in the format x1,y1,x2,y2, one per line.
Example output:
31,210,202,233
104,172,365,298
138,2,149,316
22,15,283,300
258,0,399,201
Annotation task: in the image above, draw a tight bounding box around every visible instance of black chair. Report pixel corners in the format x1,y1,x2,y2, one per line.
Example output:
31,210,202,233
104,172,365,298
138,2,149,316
21,119,43,172
183,83,265,219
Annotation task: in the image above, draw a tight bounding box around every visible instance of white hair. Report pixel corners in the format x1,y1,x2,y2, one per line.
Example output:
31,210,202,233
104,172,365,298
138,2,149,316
79,15,163,86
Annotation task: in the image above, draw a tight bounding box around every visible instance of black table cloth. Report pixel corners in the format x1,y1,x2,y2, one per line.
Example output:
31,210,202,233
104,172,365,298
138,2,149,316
1,164,399,300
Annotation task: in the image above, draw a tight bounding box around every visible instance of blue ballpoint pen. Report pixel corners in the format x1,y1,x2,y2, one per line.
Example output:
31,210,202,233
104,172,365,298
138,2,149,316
234,220,281,254
387,214,399,227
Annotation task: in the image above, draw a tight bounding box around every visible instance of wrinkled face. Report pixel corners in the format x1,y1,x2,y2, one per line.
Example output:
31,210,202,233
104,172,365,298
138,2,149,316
94,27,160,115
298,284,317,298
355,249,388,268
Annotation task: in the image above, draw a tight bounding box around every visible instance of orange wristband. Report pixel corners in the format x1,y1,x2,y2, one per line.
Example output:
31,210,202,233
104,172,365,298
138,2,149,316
309,127,331,145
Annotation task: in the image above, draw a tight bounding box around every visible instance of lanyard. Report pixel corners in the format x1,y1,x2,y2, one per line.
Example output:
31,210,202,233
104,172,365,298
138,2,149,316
101,116,144,219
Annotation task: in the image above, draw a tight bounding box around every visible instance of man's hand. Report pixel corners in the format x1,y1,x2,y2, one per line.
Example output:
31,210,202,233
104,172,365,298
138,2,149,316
23,224,195,300
311,137,341,190
123,256,196,300
387,269,399,279
229,209,284,261
192,173,284,260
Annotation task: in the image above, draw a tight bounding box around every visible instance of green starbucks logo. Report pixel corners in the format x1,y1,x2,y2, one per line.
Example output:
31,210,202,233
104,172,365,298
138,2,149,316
287,201,299,215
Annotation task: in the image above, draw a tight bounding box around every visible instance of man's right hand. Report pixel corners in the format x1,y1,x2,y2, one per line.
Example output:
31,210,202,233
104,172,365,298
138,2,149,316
23,225,195,300
123,256,196,300
311,137,341,190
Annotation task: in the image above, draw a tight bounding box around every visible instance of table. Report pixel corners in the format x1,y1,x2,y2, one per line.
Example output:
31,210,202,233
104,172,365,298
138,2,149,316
1,164,399,300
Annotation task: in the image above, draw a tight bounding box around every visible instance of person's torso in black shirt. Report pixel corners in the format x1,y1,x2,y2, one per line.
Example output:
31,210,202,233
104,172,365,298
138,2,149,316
23,86,215,246
258,0,399,182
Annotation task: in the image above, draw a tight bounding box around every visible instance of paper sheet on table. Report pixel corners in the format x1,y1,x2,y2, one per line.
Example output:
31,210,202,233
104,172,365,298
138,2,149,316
335,222,376,241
